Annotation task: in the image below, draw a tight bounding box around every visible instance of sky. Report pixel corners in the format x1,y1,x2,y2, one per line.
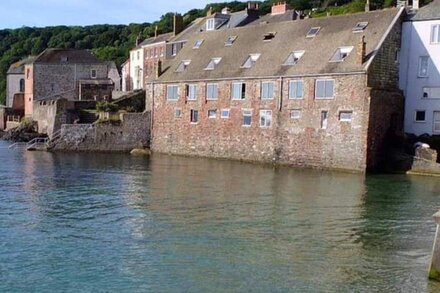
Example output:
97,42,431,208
0,0,220,29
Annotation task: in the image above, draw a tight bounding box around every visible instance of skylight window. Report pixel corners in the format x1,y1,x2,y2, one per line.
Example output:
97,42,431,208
283,50,305,66
176,60,191,72
353,22,368,33
330,46,354,62
206,18,215,31
241,54,261,68
205,57,222,71
225,36,237,46
306,27,321,38
193,40,204,49
263,32,277,41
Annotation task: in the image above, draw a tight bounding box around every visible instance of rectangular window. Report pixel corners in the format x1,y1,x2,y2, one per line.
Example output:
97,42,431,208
330,46,354,62
206,18,215,31
205,57,222,71
241,54,260,68
306,27,320,38
261,82,275,100
339,111,353,122
290,109,301,119
208,109,217,118
91,69,97,79
321,111,328,129
190,109,199,123
431,24,440,44
176,60,191,72
315,79,334,99
283,50,305,66
259,110,272,128
415,110,426,122
225,36,237,46
194,40,204,49
434,111,440,133
137,51,140,60
242,109,252,126
167,85,179,101
289,80,303,99
221,109,230,119
186,84,197,100
232,82,246,100
418,56,429,77
206,83,219,100
423,87,440,99
172,44,178,56
175,108,182,118
353,22,368,32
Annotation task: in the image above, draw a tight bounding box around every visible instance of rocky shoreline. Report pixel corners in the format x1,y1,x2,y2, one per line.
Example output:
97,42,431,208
1,121,45,143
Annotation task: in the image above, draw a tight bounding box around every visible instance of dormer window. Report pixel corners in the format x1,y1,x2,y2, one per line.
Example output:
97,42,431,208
176,60,191,72
241,54,260,68
353,22,368,33
306,27,320,38
205,58,222,70
283,50,305,66
194,40,204,49
206,18,215,31
330,46,354,62
225,36,237,46
263,32,276,41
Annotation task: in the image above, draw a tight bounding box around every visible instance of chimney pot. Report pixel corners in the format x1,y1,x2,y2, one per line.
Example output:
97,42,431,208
207,7,213,16
173,14,184,36
271,2,290,15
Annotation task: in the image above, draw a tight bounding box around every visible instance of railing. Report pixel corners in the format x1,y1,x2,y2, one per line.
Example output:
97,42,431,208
26,137,50,150
8,142,28,150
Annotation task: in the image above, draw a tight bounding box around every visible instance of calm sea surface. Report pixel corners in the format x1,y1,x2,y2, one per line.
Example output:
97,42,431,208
1,140,440,292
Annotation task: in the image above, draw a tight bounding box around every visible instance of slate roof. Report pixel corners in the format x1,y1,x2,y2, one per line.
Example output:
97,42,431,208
410,0,440,21
7,56,36,74
34,48,104,64
135,32,174,49
249,9,301,25
154,8,403,83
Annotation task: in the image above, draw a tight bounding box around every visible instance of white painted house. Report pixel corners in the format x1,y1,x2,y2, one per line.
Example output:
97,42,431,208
129,46,144,90
400,0,440,135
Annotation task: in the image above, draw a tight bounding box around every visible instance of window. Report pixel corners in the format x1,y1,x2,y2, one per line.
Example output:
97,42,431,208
242,109,252,126
186,84,197,100
241,54,260,68
423,87,440,99
339,111,353,122
289,80,303,99
91,69,97,79
131,53,134,61
221,109,230,118
263,32,276,41
172,44,178,56
154,48,158,57
418,56,429,77
260,110,272,128
330,46,354,62
232,82,246,100
167,85,179,100
193,40,204,49
434,111,440,133
431,24,440,44
353,22,368,32
137,51,140,60
415,110,426,122
175,108,182,118
176,60,191,72
283,51,305,66
190,109,199,123
208,109,217,118
306,27,320,38
205,58,222,70
206,83,219,100
26,69,30,79
160,48,164,57
19,79,25,92
321,111,328,129
206,18,215,31
261,82,275,100
290,109,301,119
225,36,237,46
315,79,334,99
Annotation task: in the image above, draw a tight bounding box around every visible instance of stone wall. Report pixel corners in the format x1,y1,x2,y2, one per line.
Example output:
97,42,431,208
6,74,24,108
53,112,151,152
151,74,373,172
32,98,75,138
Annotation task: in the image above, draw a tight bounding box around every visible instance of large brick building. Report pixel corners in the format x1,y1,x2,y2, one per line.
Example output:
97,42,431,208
146,7,406,172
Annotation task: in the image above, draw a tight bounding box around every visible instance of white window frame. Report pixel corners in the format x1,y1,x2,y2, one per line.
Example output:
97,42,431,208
418,56,429,78
320,110,329,129
221,109,230,119
353,22,368,33
190,109,199,124
259,110,272,128
174,108,182,118
289,80,304,99
225,36,237,46
339,111,353,122
167,85,179,101
431,24,440,44
330,46,354,62
261,81,275,100
208,109,217,119
306,27,320,38
283,50,305,66
176,60,191,72
231,82,246,100
315,79,335,100
242,109,252,127
205,58,222,71
414,110,426,123
206,83,219,100
241,54,260,69
193,40,204,49
206,18,215,31
186,84,197,101
290,109,301,119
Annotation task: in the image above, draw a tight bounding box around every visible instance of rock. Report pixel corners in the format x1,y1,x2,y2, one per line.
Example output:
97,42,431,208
2,121,45,142
130,148,151,156
415,146,437,162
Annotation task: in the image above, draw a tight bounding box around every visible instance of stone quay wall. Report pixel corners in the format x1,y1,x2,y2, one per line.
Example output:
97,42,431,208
53,112,151,152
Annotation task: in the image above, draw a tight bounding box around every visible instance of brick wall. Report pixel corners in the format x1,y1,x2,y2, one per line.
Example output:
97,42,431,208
151,74,371,172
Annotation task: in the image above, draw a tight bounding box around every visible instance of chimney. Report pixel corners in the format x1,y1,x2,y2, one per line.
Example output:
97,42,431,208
246,2,260,18
207,7,213,16
154,26,158,38
248,2,259,10
136,34,141,46
357,36,367,65
156,60,162,79
365,0,370,12
173,14,184,36
271,2,290,15
413,0,419,10
222,7,231,15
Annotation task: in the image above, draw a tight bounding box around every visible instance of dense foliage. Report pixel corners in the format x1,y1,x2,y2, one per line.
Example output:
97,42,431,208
0,0,419,104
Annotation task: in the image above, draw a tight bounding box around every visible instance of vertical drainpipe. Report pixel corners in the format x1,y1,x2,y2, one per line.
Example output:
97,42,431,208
150,82,155,147
279,76,283,112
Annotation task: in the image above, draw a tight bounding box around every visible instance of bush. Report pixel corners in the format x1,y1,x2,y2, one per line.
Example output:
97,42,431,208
96,101,119,112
